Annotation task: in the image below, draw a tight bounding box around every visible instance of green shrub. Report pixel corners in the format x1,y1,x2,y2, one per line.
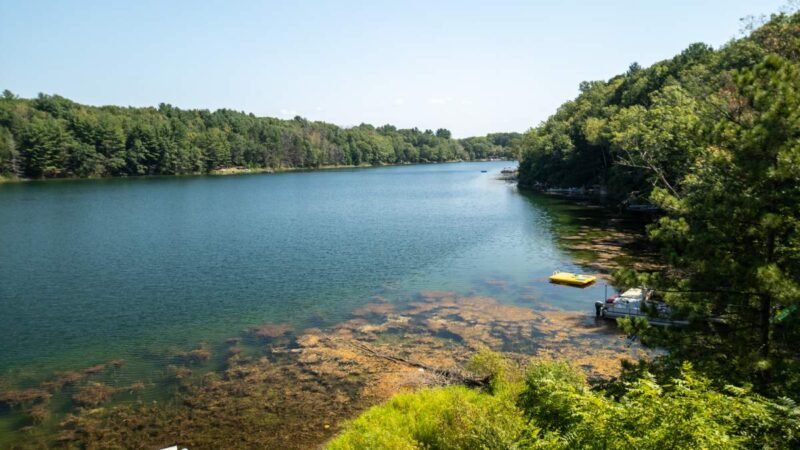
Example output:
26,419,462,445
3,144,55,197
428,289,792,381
327,386,529,450
521,362,800,450
329,360,800,450
516,361,585,433
465,347,510,394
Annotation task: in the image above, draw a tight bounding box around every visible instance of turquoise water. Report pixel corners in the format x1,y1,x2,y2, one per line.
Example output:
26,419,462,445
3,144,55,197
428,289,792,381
0,161,612,389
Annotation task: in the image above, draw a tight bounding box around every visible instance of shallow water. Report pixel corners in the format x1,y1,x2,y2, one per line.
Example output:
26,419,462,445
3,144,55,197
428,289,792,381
0,161,636,444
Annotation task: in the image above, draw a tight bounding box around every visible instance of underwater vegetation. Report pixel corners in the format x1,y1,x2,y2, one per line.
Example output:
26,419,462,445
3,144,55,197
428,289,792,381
0,290,653,449
0,205,650,448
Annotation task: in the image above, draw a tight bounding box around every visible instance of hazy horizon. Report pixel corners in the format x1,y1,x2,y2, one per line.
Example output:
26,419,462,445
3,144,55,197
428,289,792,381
0,0,788,137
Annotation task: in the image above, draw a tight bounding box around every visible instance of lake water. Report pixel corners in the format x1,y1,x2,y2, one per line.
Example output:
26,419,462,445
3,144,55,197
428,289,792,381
0,161,624,443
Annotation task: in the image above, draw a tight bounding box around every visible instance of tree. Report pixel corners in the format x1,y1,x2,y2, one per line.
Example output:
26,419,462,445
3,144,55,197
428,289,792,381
0,92,515,178
20,117,75,177
646,55,800,391
608,84,705,197
516,10,800,395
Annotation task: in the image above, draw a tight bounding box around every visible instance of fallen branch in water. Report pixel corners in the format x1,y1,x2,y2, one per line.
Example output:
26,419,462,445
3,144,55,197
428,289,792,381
348,340,490,389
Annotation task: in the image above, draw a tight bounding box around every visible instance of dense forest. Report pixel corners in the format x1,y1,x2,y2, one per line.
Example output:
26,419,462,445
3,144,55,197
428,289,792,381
0,92,518,179
516,7,800,403
517,10,799,200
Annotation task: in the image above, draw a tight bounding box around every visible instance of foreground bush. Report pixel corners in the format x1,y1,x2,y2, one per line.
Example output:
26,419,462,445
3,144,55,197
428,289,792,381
327,386,528,450
328,360,800,449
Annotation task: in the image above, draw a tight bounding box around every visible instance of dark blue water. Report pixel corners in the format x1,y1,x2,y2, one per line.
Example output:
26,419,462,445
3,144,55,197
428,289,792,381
0,161,605,383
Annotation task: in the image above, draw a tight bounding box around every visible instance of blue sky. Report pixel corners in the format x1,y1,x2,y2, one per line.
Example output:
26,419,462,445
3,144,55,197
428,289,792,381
0,0,788,137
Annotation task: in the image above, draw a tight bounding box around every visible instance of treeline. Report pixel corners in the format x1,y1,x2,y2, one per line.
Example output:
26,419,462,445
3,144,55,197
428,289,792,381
517,11,800,198
0,93,519,179
520,11,800,398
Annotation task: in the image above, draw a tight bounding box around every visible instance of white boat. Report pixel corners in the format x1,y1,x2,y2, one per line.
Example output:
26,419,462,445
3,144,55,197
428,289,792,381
595,287,689,327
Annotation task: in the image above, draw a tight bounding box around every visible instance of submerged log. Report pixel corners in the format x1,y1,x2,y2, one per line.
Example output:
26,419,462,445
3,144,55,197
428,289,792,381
349,341,490,389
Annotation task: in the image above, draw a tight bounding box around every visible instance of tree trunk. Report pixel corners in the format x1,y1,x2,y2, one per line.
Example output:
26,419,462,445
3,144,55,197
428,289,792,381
760,231,776,358
760,295,771,357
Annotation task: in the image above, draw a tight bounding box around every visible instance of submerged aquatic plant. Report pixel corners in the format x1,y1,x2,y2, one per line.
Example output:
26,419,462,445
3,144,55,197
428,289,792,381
173,346,212,364
72,382,115,407
3,292,653,448
249,322,294,341
0,388,51,407
25,402,50,424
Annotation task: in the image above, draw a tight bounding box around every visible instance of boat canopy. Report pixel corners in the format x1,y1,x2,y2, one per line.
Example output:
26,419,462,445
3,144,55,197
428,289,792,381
620,288,644,300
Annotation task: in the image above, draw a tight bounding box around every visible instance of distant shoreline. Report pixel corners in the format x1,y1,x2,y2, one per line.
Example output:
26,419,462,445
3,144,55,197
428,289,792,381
0,158,513,184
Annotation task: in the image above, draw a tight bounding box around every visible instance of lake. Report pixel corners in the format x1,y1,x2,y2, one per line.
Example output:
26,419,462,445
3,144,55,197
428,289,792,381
0,161,636,446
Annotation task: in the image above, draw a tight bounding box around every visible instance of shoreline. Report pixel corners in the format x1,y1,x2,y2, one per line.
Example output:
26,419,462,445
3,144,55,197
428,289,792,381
517,189,662,273
0,159,513,184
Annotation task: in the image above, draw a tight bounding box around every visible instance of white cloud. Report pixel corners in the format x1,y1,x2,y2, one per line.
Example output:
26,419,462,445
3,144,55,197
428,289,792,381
279,108,298,117
315,106,324,112
460,99,474,106
393,98,405,106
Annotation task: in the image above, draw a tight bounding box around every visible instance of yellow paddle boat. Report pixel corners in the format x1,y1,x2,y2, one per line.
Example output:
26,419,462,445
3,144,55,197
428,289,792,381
549,271,597,287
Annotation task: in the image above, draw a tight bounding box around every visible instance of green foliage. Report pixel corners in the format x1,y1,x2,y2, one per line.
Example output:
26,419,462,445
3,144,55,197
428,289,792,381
435,128,452,140
329,361,800,450
538,362,800,450
637,53,800,395
465,347,510,394
460,133,521,160
607,84,705,196
327,386,529,450
517,10,800,199
0,94,520,179
518,9,800,397
616,316,651,340
517,361,585,432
